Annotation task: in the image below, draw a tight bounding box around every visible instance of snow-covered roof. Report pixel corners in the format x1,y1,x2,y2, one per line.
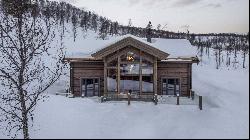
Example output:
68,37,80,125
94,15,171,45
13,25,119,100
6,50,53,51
65,33,198,60
91,34,160,54
91,34,169,60
161,57,199,63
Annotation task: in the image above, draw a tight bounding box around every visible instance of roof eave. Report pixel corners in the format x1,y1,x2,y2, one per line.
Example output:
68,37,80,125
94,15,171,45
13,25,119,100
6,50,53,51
91,36,170,60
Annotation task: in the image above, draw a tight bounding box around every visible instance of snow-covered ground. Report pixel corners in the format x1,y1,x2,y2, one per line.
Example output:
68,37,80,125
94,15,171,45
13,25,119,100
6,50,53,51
0,30,249,138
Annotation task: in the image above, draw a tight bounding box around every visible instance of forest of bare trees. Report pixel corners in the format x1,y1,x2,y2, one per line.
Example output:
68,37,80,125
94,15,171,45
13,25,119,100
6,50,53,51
0,0,246,46
189,33,249,69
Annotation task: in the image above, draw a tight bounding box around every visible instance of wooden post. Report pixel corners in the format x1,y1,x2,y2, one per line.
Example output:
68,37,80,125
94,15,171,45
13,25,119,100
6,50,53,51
189,89,192,99
192,91,195,100
104,58,107,96
190,64,193,92
93,78,95,96
101,96,104,103
117,57,120,95
139,50,142,96
154,95,158,105
128,93,131,105
177,95,180,105
153,57,158,95
199,96,203,110
70,63,73,95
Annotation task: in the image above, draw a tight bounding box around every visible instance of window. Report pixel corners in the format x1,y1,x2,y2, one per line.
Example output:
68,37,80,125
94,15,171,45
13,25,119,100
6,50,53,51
142,58,153,93
142,58,153,75
119,50,140,94
108,59,117,67
120,51,140,62
107,68,117,93
104,48,155,95
120,75,140,94
162,78,180,96
81,78,99,97
142,76,153,93
120,64,140,75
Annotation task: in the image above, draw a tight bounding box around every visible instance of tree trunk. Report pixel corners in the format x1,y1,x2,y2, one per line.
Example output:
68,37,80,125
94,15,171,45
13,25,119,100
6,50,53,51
21,100,29,139
243,51,246,68
19,70,29,139
18,13,30,139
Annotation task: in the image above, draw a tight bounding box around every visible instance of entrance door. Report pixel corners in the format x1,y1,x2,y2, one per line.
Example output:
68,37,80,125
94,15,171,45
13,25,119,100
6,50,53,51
81,78,99,97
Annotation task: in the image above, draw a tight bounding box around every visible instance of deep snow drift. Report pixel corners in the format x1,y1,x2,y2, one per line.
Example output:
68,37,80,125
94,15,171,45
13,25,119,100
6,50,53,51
0,31,249,138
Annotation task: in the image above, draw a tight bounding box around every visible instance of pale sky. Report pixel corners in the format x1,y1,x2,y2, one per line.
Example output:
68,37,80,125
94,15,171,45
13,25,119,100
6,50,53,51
56,0,249,34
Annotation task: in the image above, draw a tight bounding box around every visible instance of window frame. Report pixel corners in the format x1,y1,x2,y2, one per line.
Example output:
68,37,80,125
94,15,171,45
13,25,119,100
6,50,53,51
161,77,181,96
80,77,100,97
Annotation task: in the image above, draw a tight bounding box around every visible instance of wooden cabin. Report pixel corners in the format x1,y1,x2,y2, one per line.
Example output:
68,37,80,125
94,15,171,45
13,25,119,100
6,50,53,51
64,35,199,99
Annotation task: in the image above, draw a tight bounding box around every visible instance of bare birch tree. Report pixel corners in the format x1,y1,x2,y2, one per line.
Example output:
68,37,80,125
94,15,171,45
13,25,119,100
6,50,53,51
0,0,65,139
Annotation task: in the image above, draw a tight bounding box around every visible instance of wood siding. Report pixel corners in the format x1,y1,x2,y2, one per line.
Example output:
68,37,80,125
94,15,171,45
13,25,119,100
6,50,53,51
71,61,104,96
157,62,191,96
71,61,192,97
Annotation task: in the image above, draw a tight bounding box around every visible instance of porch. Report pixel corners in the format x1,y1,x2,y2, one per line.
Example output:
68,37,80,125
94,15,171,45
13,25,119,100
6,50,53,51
100,90,203,110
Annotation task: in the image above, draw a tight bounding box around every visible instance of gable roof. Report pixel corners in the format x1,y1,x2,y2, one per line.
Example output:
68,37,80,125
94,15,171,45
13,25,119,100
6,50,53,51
91,34,170,60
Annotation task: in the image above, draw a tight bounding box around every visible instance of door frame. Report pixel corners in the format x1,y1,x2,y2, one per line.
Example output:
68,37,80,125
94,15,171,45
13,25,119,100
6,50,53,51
161,77,182,96
80,77,101,97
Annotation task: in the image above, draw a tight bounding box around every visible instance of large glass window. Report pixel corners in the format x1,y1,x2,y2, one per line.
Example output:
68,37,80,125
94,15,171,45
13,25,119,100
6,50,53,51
120,62,140,94
105,48,155,95
142,58,153,93
107,68,117,93
108,59,117,67
162,78,180,96
142,76,153,93
121,64,140,75
142,59,153,75
120,75,140,94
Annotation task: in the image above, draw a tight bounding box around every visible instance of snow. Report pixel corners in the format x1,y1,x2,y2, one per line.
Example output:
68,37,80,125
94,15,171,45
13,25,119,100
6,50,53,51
65,32,197,59
28,88,248,139
29,34,249,139
0,28,249,138
91,34,161,54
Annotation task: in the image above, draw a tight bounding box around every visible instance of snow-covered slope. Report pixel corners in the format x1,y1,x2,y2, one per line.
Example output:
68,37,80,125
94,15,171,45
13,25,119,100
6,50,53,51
31,32,249,138
0,28,249,138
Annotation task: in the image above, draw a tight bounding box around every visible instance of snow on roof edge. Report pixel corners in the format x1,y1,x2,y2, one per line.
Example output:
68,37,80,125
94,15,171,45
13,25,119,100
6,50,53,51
90,34,160,55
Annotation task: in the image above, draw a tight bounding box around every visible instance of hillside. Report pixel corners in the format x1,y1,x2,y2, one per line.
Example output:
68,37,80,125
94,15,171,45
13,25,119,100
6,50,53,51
2,30,249,138
0,0,249,139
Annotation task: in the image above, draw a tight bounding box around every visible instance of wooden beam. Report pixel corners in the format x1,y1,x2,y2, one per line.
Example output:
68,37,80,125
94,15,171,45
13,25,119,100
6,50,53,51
139,50,142,96
154,57,158,95
106,46,140,63
190,64,192,90
70,63,74,95
117,56,121,95
104,58,107,96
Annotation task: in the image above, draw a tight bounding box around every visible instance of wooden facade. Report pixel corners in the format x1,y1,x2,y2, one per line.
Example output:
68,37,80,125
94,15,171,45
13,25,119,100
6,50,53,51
65,36,199,98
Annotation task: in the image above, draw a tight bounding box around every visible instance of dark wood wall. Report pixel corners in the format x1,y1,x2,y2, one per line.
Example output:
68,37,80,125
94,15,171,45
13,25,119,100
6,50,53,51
71,61,104,96
71,61,192,97
157,62,192,96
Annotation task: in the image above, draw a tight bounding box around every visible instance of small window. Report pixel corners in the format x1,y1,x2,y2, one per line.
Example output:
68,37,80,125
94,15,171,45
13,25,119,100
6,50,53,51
81,78,100,97
121,51,140,62
162,78,181,96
